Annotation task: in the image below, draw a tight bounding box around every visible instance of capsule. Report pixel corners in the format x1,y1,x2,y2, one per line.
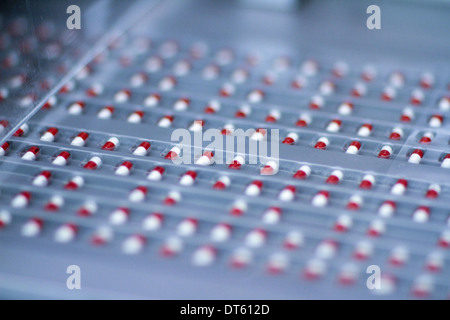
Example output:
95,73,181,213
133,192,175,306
196,151,214,166
228,155,244,170
115,161,133,176
127,110,144,123
315,239,338,259
59,80,75,93
265,109,280,123
419,132,433,144
425,252,443,272
438,96,450,111
412,206,430,223
102,137,119,151
54,224,77,243
262,207,282,224
145,56,163,72
177,218,198,237
77,201,98,217
164,146,181,160
438,230,450,248
192,245,216,266
367,219,386,237
129,72,147,87
188,120,204,132
22,146,39,161
11,191,31,208
179,171,197,186
0,210,12,229
129,186,148,202
142,212,164,231
158,115,174,128
408,149,424,164
13,123,29,137
389,71,405,88
326,170,343,184
64,176,84,190
420,72,434,89
160,237,184,257
219,82,235,97
250,128,266,141
410,89,424,105
234,104,251,118
210,223,232,242
86,83,104,97
114,89,131,103
314,137,329,150
91,226,113,246
300,59,319,76
122,234,146,255
44,195,64,212
22,218,43,237
52,151,70,166
400,108,414,122
109,207,130,225
278,185,296,202
357,123,373,137
230,199,247,216
0,120,9,134
245,180,263,197
312,190,329,207
147,166,165,181
378,145,393,159
204,100,221,114
346,195,363,211
97,106,115,119
429,114,443,128
0,87,9,100
337,264,359,286
381,86,396,101
291,75,307,89
221,123,235,135
411,275,434,298
303,259,327,280
260,160,279,175
359,174,375,189
230,248,253,269
213,176,231,190
0,142,10,157
173,60,191,76
245,229,267,248
319,80,335,95
293,165,311,179
283,231,304,250
389,246,409,266
83,156,102,170
337,102,354,115
389,127,403,140
351,82,367,97
391,179,408,195
425,184,440,199
266,253,289,274
378,200,396,218
353,241,373,260
309,95,324,109
441,154,450,168
247,89,264,103
332,61,348,78
42,95,57,109
173,98,190,111
346,140,361,155
164,190,182,206
32,171,52,187
202,64,220,80
296,113,311,127
143,93,161,107
71,132,89,147
39,127,58,142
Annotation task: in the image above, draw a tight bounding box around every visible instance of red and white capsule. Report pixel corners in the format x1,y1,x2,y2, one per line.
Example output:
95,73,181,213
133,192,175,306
230,248,253,268
0,87,9,100
312,190,329,207
159,76,177,91
114,89,131,103
337,264,359,285
326,170,343,184
438,230,450,248
303,259,327,280
420,72,434,89
83,156,102,170
260,160,279,175
410,89,424,105
282,132,299,145
40,127,58,142
247,89,264,103
419,132,433,144
164,145,181,160
109,207,130,225
357,123,373,137
353,241,373,260
42,96,57,109
332,61,348,78
173,98,190,112
411,275,434,298
337,101,354,115
441,154,450,168
180,171,197,186
160,237,184,257
378,200,396,218
221,123,235,135
0,142,10,157
391,179,408,195
51,151,70,166
315,239,338,259
90,226,113,246
0,120,9,134
400,107,414,122
129,186,148,202
319,80,335,95
278,185,296,202
245,180,263,197
188,120,204,132
147,166,165,181
438,96,450,111
32,171,52,187
192,246,216,266
425,184,440,199
378,145,393,159
133,141,150,156
300,59,319,76
425,252,443,272
44,195,64,212
234,104,251,118
326,119,342,133
158,115,174,128
64,176,84,190
129,72,148,87
230,199,247,216
389,127,403,140
346,141,361,155
293,165,311,179
250,128,266,141
21,146,39,161
359,174,375,189
367,219,386,237
97,106,115,119
59,80,75,93
122,234,146,255
314,137,330,150
265,110,281,123
429,114,443,128
177,218,198,237
245,229,267,248
219,82,235,97
142,212,164,231
408,149,424,164
291,75,307,89
67,101,85,115
296,113,311,127
228,155,244,170
77,200,98,217
145,56,163,72
213,175,231,190
163,190,182,206
173,60,191,76
381,86,397,101
389,246,409,266
102,137,119,151
196,151,214,166
13,123,29,137
210,223,232,242
266,253,289,274
22,218,43,237
115,161,133,176
283,231,304,250
143,93,161,108
203,100,221,114
86,83,104,97
262,207,282,224
389,71,405,88
309,95,324,110
412,206,430,223
0,210,12,229
346,195,363,211
351,82,367,97
54,224,77,243
127,110,144,123
11,191,31,208
202,64,220,80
